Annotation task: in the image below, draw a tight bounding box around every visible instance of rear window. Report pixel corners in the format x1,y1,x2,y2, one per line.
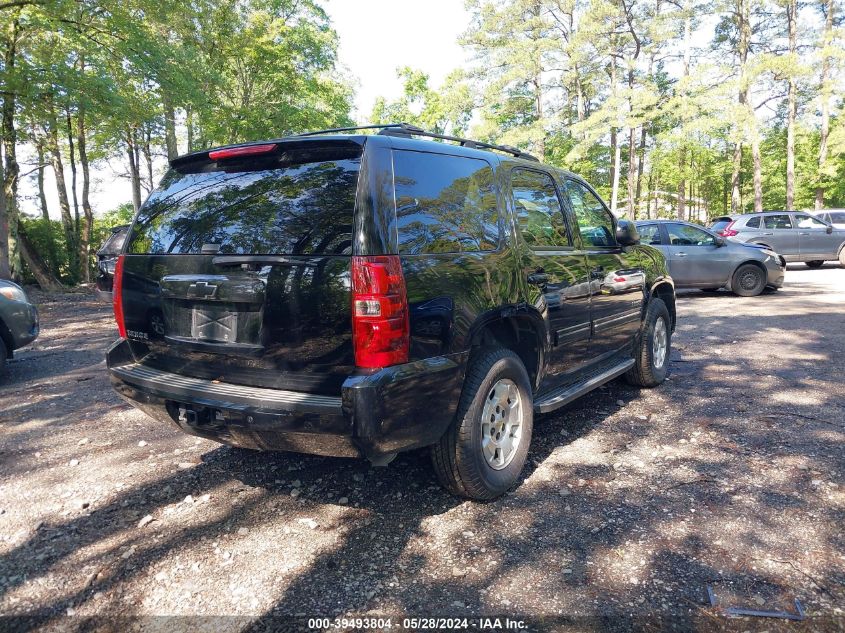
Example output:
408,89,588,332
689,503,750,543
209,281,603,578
829,212,845,223
745,216,760,228
127,146,361,255
393,150,499,254
710,218,732,231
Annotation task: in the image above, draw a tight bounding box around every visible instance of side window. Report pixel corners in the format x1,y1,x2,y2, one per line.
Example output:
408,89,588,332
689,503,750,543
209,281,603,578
511,169,570,248
566,180,616,247
746,216,760,229
666,223,715,246
764,214,793,230
393,150,499,254
637,224,661,245
794,214,828,229
830,212,845,224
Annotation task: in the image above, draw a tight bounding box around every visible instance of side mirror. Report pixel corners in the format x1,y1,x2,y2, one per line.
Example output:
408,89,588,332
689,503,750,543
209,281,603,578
616,219,640,246
714,235,726,247
826,226,833,234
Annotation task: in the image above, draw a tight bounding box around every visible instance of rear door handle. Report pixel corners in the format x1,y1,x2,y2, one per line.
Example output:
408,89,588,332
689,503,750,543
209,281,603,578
527,272,549,286
676,252,687,257
799,232,810,236
762,232,774,236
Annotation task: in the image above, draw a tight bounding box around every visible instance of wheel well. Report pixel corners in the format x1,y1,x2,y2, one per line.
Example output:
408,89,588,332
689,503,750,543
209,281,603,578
735,259,767,279
471,316,542,390
651,283,676,331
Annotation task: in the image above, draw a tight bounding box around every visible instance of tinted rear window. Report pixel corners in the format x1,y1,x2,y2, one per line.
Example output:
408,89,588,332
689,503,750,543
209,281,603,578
393,150,499,254
127,147,361,255
710,218,732,231
746,216,760,228
830,212,845,223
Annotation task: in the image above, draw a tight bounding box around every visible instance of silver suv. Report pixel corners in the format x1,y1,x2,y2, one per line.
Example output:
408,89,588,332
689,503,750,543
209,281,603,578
711,211,845,268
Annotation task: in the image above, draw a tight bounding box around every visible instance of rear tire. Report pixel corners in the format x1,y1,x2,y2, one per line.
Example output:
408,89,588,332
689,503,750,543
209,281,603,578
625,298,670,388
431,348,533,500
732,263,766,297
805,260,824,268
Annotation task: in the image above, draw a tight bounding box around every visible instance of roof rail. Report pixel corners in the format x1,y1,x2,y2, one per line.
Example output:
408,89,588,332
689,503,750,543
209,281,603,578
293,122,540,162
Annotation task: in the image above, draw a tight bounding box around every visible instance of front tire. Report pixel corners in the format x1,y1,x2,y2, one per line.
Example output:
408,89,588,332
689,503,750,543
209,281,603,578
732,263,766,297
431,348,533,500
625,298,670,388
805,260,824,268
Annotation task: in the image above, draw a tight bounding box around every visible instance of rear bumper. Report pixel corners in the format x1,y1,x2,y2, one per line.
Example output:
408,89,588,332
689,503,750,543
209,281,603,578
107,339,465,462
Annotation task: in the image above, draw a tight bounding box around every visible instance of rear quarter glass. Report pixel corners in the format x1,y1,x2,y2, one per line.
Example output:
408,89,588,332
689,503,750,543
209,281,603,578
710,219,732,231
127,146,362,256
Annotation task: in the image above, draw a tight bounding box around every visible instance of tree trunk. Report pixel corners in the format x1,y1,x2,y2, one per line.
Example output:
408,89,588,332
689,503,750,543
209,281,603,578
142,124,153,194
186,105,194,153
815,0,833,210
627,127,637,218
786,0,797,209
18,222,63,291
731,0,751,214
163,92,178,160
36,140,49,220
731,143,743,213
126,126,142,213
678,147,687,221
609,54,621,215
65,109,80,234
0,16,21,280
77,105,93,283
46,104,78,280
752,131,763,212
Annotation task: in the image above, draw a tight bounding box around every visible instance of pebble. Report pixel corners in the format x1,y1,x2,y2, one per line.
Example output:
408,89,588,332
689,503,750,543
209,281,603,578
138,515,154,528
298,518,319,530
616,400,625,406
155,571,167,582
78,438,89,445
177,462,192,469
290,489,301,498
78,500,90,509
138,441,147,447
338,497,349,505
237,527,249,536
121,546,136,560
462,531,475,538
200,494,211,503
69,459,79,467
563,568,573,574
559,488,571,496
183,495,194,504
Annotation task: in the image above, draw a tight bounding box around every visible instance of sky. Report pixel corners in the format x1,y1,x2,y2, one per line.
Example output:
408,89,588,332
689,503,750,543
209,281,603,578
20,0,473,221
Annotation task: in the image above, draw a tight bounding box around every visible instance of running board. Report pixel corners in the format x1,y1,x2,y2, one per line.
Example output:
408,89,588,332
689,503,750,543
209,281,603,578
534,359,635,414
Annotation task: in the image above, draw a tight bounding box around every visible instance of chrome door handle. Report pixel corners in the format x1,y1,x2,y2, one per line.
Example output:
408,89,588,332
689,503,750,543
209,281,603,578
799,232,810,235
762,232,774,236
676,252,687,257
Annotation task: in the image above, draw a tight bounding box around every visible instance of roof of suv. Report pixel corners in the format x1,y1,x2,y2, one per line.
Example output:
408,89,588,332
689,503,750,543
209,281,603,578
169,123,556,173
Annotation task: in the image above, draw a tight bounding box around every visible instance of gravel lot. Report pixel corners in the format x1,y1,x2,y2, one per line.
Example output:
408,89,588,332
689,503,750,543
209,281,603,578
1,264,843,631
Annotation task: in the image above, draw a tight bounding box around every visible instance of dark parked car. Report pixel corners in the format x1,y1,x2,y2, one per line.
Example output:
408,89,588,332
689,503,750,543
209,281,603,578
95,224,129,301
107,123,677,500
635,220,784,296
711,212,845,268
0,279,39,371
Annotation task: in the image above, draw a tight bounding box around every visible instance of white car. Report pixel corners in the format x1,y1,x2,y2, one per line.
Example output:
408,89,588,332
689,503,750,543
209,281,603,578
810,209,845,229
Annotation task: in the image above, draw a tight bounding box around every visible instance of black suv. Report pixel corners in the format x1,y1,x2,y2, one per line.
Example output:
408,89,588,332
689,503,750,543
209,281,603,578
107,124,676,500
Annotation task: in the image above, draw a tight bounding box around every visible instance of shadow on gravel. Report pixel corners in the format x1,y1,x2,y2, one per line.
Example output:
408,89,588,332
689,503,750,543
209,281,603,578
1,291,843,630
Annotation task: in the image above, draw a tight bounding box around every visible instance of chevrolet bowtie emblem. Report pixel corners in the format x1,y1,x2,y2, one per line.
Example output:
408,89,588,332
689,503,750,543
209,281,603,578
187,281,218,299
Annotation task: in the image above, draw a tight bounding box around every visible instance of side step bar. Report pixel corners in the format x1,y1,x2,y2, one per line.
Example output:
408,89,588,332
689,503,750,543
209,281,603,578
534,358,635,414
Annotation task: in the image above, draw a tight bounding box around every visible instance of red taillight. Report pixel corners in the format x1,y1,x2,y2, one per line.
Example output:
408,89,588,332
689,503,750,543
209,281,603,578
721,221,739,237
351,255,409,368
112,254,127,338
208,144,277,161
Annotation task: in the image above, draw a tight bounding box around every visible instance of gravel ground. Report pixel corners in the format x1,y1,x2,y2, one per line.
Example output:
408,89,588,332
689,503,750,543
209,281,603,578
1,264,843,631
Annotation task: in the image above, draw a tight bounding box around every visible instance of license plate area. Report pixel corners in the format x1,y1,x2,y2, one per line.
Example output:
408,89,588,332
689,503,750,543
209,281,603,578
191,306,239,342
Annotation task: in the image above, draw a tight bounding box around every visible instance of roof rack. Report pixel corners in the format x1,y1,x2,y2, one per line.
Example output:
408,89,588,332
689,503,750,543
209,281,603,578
293,122,540,162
